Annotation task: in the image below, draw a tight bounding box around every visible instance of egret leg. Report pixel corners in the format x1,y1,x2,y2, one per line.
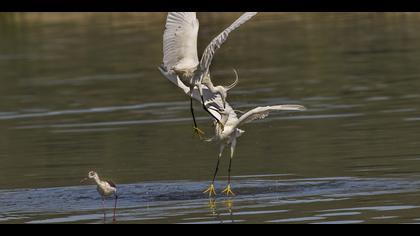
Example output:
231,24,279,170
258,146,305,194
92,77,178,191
204,144,225,197
222,141,236,197
221,158,235,196
190,95,205,138
113,195,118,222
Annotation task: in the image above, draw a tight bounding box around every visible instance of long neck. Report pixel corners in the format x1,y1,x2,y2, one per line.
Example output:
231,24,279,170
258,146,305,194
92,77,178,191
93,176,101,185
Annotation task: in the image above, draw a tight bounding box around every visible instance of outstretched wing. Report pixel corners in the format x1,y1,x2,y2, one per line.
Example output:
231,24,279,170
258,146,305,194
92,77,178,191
236,105,306,127
200,12,257,72
158,65,225,122
163,12,200,71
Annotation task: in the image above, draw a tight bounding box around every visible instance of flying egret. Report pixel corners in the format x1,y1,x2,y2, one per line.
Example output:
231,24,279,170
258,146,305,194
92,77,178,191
161,12,257,138
158,66,306,197
81,171,118,221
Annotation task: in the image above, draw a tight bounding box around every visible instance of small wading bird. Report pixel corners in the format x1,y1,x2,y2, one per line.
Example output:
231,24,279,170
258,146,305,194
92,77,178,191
161,12,257,138
158,67,306,197
81,171,118,221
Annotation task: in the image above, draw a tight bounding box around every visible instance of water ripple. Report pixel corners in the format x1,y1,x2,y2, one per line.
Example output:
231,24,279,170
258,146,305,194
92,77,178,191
1,176,420,223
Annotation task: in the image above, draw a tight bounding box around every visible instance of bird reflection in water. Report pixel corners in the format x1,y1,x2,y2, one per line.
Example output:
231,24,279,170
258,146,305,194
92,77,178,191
206,197,236,224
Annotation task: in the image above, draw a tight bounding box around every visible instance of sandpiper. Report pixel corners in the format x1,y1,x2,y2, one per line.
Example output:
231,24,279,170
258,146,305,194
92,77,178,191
81,171,118,221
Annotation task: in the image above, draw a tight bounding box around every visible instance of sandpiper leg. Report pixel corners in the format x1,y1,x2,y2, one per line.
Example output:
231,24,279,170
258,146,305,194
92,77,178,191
102,197,106,222
113,195,118,222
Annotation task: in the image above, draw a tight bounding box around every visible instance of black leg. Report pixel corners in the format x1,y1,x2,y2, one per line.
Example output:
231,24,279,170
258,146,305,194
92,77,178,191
222,143,235,196
204,145,224,197
102,197,106,223
212,157,221,183
113,195,118,222
191,96,206,138
190,96,199,129
227,156,233,185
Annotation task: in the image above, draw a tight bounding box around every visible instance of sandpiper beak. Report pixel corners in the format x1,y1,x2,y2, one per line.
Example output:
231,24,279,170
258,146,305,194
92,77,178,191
80,178,88,183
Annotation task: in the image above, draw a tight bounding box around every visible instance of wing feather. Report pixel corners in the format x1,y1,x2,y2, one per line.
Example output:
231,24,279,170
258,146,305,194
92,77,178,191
237,105,306,127
200,12,257,72
163,12,200,71
106,180,117,188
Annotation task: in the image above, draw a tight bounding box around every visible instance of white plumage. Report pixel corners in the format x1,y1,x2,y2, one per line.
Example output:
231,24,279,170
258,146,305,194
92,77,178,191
199,12,257,73
161,12,258,136
163,12,199,74
159,65,306,197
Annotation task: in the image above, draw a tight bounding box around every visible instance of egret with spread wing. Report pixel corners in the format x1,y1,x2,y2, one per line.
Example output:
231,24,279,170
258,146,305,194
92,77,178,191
159,66,306,197
205,103,306,196
161,12,257,138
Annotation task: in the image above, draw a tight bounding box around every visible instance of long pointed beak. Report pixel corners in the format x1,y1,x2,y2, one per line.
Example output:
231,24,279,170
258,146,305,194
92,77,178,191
80,178,88,183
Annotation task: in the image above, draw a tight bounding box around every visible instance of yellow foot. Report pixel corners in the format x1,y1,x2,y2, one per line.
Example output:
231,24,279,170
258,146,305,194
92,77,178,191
193,126,205,139
221,184,235,197
203,184,217,197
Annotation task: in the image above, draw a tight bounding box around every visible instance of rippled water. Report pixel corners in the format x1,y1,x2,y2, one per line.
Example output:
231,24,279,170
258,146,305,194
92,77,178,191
1,13,420,224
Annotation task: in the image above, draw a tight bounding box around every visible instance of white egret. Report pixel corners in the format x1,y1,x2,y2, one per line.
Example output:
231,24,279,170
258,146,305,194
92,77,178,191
158,66,306,197
205,103,306,196
81,171,118,221
161,12,257,137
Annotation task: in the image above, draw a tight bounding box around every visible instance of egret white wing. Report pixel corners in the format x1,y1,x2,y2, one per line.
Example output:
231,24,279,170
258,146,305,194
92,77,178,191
200,12,257,72
158,65,190,94
163,12,200,71
236,105,306,127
